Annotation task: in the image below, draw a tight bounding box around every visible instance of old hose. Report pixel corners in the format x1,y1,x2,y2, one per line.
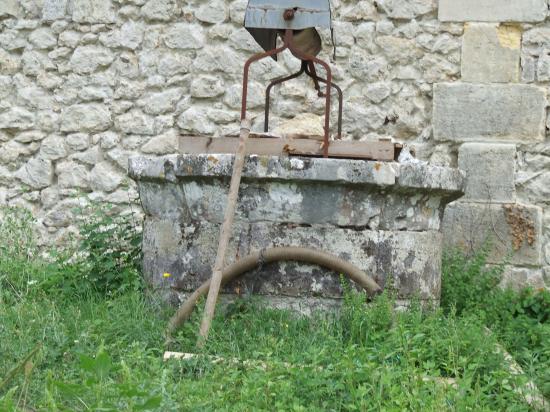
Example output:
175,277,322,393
166,246,382,341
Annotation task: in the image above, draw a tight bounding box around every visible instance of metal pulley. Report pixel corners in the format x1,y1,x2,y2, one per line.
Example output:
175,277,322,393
244,0,333,60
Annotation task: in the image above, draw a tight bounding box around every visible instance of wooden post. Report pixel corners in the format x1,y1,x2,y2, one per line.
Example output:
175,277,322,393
197,119,251,347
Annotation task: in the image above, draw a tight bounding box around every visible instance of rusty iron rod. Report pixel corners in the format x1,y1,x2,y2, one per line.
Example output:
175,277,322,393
307,61,324,97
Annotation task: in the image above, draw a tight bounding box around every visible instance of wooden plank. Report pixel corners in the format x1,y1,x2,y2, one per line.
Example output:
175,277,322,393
179,136,395,161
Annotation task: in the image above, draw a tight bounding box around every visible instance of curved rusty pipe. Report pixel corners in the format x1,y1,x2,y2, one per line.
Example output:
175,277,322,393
165,246,382,343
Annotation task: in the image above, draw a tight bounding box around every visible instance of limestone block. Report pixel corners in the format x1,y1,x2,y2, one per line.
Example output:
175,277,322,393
115,110,155,135
433,83,546,142
0,0,20,17
192,47,242,74
272,113,324,138
349,51,389,81
29,28,57,49
195,0,227,24
458,143,516,202
499,266,547,291
36,111,59,132
521,55,536,83
72,0,115,23
90,162,123,193
130,155,463,232
40,135,67,160
137,182,188,220
443,202,543,266
56,161,89,189
517,171,550,205
0,76,12,100
141,130,178,155
536,54,550,82
70,45,114,74
18,86,55,110
144,219,442,301
0,50,20,75
14,157,52,189
223,83,264,109
365,82,391,103
22,51,55,76
397,163,465,193
439,0,546,23
104,148,132,170
461,24,521,83
59,30,80,48
42,0,67,20
341,1,379,21
61,104,112,133
164,24,205,49
376,35,422,64
378,0,434,19
0,29,26,51
205,109,238,126
70,146,102,165
138,88,183,115
523,27,550,50
37,72,63,90
96,131,119,149
14,131,45,143
158,52,192,77
78,86,113,102
141,0,178,21
99,21,144,50
228,28,262,52
177,107,216,135
0,108,34,130
66,133,89,151
229,0,246,24
40,187,59,209
190,75,225,98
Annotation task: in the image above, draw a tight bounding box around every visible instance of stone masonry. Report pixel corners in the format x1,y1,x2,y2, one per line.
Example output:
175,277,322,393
129,154,464,306
437,5,549,290
0,0,549,289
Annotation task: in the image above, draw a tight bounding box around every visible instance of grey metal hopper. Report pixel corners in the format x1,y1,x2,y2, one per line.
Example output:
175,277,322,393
244,0,332,59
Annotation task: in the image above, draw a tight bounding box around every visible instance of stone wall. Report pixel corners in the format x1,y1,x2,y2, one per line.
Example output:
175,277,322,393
0,0,548,287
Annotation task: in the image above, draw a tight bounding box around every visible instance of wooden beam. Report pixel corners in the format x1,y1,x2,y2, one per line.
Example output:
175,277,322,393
178,135,395,161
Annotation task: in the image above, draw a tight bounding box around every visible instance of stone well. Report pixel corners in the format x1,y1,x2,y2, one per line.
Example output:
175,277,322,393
129,154,464,311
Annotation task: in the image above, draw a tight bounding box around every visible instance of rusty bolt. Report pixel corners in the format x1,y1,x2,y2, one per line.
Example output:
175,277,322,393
283,8,295,20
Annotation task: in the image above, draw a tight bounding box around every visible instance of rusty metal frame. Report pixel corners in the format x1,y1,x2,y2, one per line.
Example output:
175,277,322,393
304,63,343,140
241,28,336,157
263,60,343,140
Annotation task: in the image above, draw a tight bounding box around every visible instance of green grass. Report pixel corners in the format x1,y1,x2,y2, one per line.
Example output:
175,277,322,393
0,205,549,411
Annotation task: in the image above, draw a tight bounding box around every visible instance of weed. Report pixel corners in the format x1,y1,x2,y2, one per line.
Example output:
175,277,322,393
0,205,548,410
442,247,550,399
42,202,142,298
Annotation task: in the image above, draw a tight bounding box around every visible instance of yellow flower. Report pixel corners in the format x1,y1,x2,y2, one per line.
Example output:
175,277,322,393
163,273,172,278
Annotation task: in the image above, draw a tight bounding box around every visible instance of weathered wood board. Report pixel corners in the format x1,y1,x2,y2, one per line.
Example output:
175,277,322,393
179,135,397,161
